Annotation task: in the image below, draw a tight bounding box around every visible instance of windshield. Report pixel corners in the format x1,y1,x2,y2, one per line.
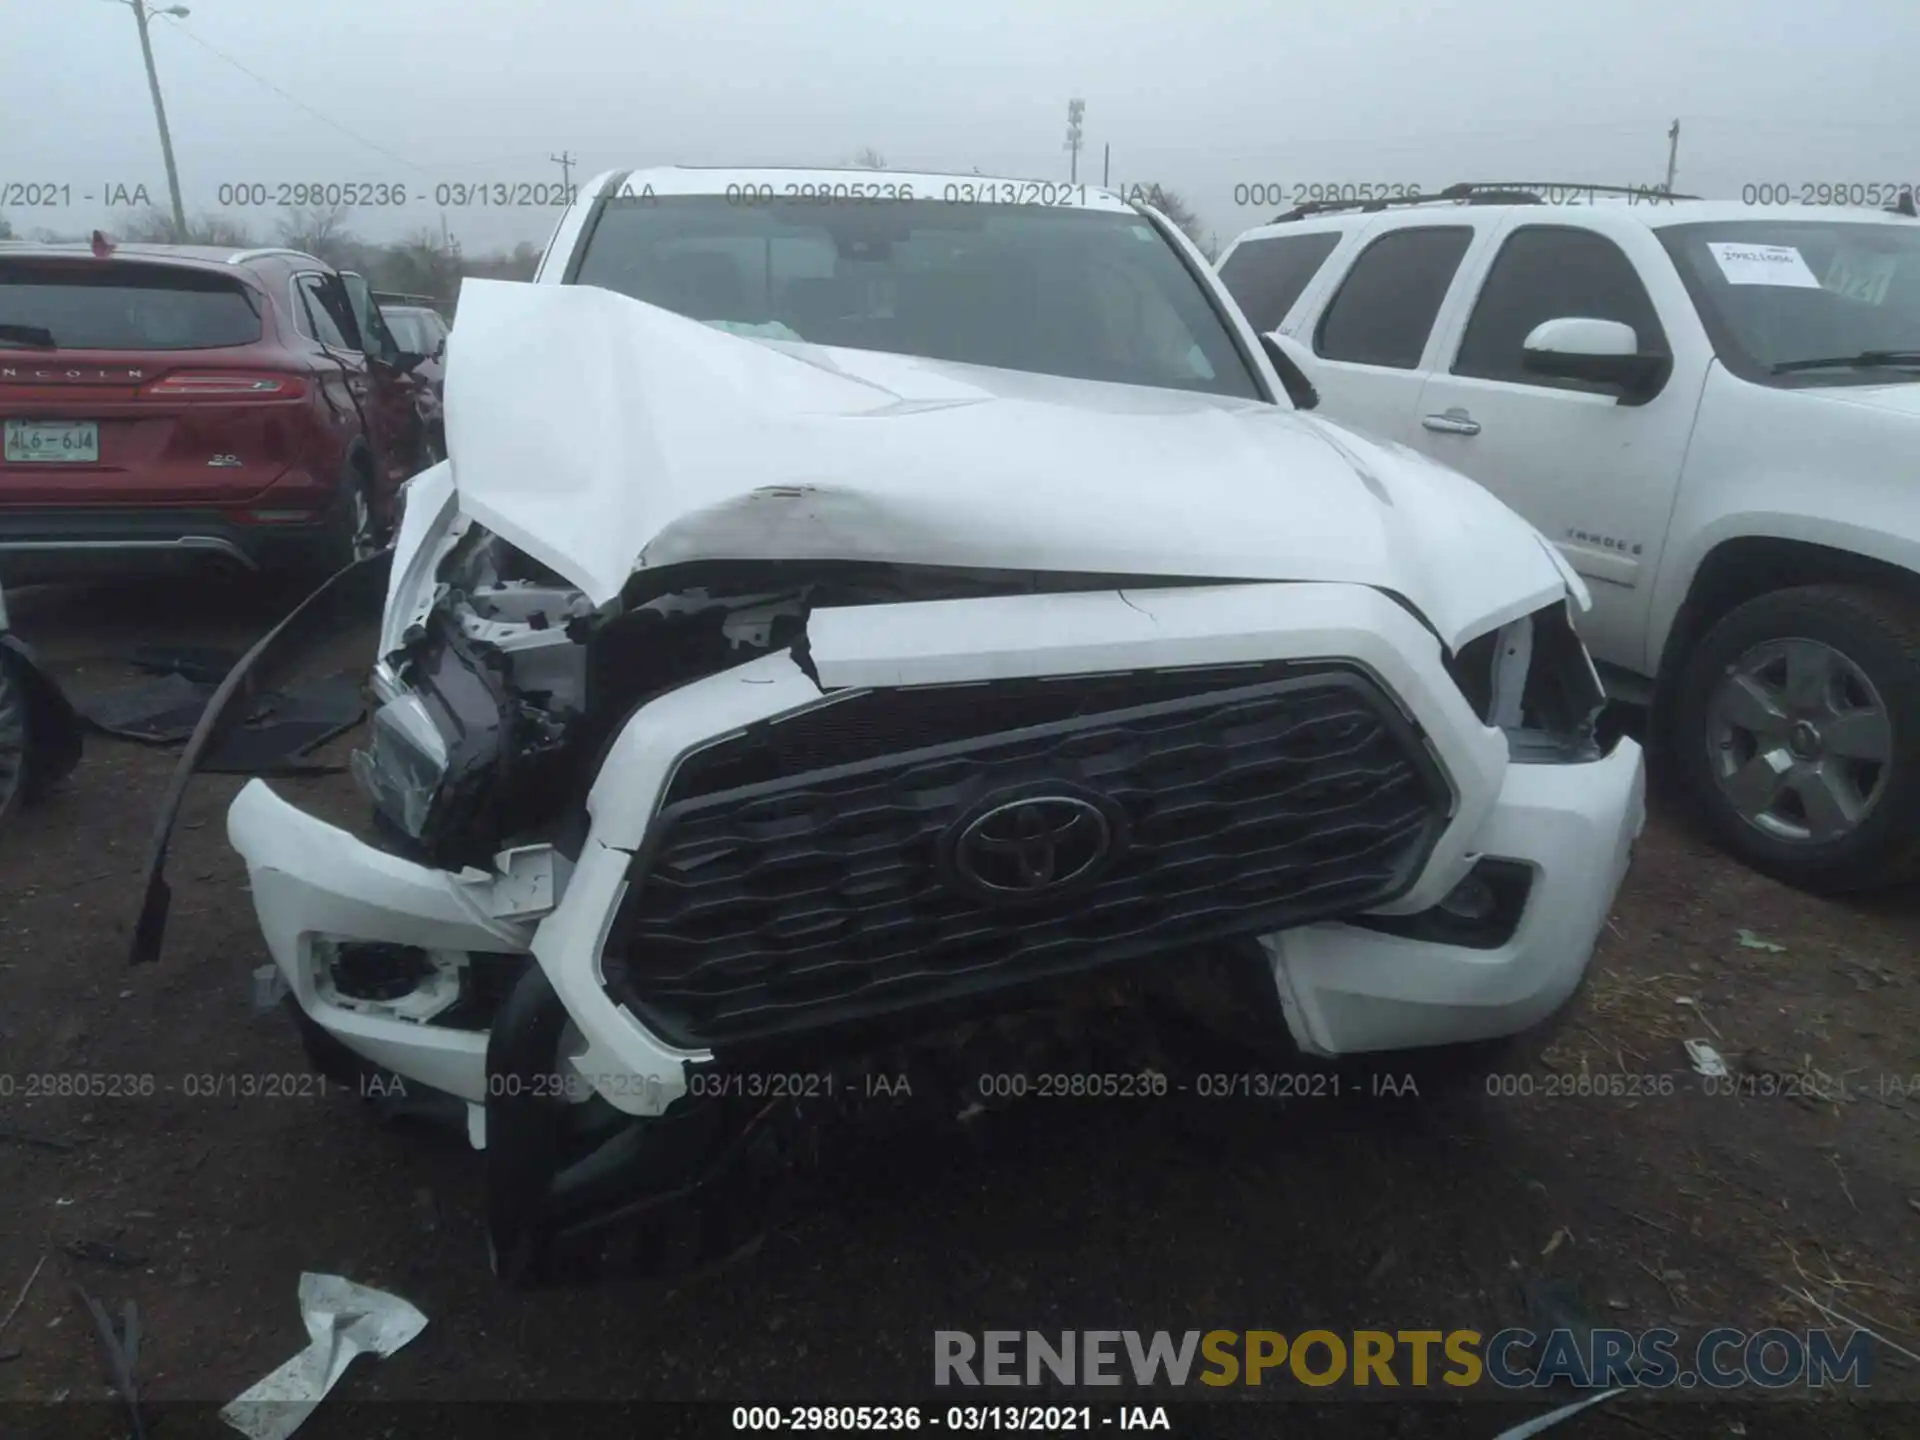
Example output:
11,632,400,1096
0,261,263,351
570,195,1261,399
1658,219,1920,385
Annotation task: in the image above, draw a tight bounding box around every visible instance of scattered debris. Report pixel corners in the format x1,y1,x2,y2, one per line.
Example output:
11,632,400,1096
0,1125,76,1153
1540,1227,1572,1259
1784,1283,1920,1370
1829,1154,1859,1213
252,963,291,1016
1685,1040,1729,1078
0,1255,47,1345
1488,1387,1627,1438
74,1285,146,1440
60,1239,151,1269
76,669,364,774
219,1272,428,1440
130,643,244,684
1735,929,1786,953
1674,996,1722,1040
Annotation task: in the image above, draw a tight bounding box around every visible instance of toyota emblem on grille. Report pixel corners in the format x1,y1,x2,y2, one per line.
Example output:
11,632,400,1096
948,792,1118,901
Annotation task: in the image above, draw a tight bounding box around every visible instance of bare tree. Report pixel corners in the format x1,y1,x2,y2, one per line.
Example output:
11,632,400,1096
362,228,461,299
1129,183,1210,255
851,147,887,169
273,204,356,265
0,214,12,241
116,208,259,246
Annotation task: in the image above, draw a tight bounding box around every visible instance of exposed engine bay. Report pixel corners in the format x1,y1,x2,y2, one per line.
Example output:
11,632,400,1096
357,517,1605,879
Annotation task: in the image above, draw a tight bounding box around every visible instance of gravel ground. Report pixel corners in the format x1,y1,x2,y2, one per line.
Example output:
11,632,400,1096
1,579,1916,1440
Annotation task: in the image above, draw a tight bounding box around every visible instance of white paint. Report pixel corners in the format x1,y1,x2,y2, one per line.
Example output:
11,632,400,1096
442,277,1567,649
1226,197,1920,688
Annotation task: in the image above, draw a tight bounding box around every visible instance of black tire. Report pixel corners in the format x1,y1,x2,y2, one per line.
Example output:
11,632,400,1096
315,459,382,576
1672,584,1920,893
0,652,28,824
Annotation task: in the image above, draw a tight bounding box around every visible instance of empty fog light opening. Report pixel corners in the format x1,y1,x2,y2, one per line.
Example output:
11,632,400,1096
313,938,466,1021
1352,858,1534,950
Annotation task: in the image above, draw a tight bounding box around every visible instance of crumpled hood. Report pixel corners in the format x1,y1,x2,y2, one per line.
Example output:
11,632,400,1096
442,279,1569,648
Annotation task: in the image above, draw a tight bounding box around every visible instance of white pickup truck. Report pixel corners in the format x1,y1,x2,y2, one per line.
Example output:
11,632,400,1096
1218,185,1920,892
135,167,1645,1282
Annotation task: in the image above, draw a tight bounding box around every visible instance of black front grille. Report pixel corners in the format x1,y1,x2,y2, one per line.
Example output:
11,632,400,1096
604,663,1451,1049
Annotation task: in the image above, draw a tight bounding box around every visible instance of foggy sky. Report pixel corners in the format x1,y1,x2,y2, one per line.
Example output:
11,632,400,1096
5,0,1917,255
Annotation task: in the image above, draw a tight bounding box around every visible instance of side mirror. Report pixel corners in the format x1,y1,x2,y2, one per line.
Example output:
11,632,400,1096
1259,332,1319,411
392,350,434,375
1521,317,1670,404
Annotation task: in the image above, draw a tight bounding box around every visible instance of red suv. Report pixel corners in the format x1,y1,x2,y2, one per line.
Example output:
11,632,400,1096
0,239,442,583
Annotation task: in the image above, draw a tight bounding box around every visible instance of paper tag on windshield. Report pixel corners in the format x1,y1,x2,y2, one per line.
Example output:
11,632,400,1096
1707,241,1822,288
1823,249,1898,305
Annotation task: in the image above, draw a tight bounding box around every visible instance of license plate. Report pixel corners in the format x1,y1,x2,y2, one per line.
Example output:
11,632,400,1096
4,419,100,463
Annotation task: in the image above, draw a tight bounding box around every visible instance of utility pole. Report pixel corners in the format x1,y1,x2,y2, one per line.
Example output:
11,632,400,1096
121,0,190,239
550,150,577,199
1102,143,1110,188
1664,118,1680,196
1064,99,1085,183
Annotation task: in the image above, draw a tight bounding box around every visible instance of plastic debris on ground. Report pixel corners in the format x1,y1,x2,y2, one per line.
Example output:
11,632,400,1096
1735,928,1787,952
1685,1039,1730,1078
219,1273,427,1440
75,670,364,772
1488,1388,1627,1438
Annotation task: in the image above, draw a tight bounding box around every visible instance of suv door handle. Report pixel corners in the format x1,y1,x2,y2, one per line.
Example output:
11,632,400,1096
1422,408,1480,436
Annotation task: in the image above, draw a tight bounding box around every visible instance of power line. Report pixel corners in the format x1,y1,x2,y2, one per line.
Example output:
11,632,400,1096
154,15,428,172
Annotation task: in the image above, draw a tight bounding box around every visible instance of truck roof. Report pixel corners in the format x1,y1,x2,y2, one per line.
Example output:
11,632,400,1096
587,165,1141,213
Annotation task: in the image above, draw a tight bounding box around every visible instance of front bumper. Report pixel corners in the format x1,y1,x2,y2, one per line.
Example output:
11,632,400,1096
1264,736,1644,1056
227,582,1645,1134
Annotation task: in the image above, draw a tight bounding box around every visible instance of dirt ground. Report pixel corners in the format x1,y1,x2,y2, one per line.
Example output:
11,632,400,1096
1,579,1916,1440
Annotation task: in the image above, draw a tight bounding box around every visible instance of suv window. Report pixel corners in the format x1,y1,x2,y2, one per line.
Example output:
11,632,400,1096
294,274,356,350
1454,226,1668,387
1314,226,1473,368
382,308,436,352
1217,232,1340,332
571,196,1261,398
0,261,262,350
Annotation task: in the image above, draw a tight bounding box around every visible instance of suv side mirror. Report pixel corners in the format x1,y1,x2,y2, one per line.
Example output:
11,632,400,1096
1522,317,1670,404
1260,332,1319,411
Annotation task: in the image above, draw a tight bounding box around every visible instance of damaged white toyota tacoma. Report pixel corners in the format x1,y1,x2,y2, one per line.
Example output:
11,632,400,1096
134,167,1646,1283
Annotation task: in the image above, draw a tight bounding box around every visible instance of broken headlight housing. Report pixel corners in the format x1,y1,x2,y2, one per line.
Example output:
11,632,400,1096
351,621,518,864
1446,599,1606,762
352,691,451,840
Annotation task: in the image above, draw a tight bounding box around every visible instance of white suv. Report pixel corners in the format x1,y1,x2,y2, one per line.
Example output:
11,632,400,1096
1218,184,1920,892
135,169,1643,1281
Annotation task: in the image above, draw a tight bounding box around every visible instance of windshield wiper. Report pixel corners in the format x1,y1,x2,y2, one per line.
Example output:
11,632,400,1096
0,323,58,349
1771,349,1920,375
